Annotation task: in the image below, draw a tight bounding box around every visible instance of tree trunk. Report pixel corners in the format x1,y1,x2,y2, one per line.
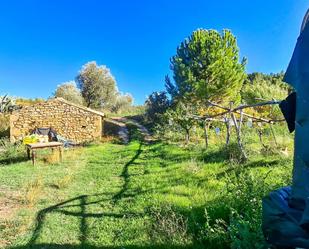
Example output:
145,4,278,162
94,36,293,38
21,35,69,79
239,109,244,136
269,123,278,147
257,128,266,148
185,129,190,145
231,112,248,161
226,102,234,146
225,116,231,146
203,120,209,149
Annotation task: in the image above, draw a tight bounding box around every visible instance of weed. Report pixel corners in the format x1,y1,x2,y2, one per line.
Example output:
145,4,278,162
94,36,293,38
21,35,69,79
186,158,201,174
54,174,73,189
148,204,191,244
203,208,229,249
24,178,43,207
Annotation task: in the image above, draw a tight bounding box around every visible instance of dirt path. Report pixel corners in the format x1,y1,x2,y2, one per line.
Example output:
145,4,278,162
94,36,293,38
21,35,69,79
110,117,153,143
105,117,129,144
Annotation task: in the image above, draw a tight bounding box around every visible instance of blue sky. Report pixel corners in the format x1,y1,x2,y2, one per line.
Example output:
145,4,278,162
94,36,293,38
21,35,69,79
0,1,308,104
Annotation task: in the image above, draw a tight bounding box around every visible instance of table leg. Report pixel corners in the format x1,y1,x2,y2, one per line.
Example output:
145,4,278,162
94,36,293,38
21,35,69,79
27,148,30,159
32,150,36,165
59,146,63,162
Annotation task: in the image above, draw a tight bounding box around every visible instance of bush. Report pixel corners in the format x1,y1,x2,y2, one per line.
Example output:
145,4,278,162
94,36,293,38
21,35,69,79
203,209,229,248
145,91,170,126
0,138,25,165
201,169,292,249
222,142,246,164
0,114,10,138
110,94,133,114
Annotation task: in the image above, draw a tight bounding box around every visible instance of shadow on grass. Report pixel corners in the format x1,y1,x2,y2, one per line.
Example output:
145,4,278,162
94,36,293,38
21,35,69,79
8,124,260,249
215,159,281,179
0,155,28,165
11,244,193,249
146,142,244,165
112,142,143,202
12,135,204,249
19,141,150,249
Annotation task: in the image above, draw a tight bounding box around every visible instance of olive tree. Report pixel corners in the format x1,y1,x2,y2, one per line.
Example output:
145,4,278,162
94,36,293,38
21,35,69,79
54,81,84,105
76,61,118,109
111,94,133,114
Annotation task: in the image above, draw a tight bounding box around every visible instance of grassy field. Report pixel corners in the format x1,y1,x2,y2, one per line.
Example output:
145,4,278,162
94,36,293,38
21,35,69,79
0,124,293,249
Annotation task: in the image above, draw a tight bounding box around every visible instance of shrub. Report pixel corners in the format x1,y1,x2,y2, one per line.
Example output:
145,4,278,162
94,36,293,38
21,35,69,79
203,209,229,248
145,91,170,126
0,138,25,165
0,114,10,138
200,170,289,249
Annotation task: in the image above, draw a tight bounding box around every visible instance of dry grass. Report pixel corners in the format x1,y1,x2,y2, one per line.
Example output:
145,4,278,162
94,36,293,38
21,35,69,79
54,174,73,189
101,135,117,143
186,159,201,174
43,150,60,164
0,187,23,248
149,204,191,244
0,187,21,220
24,177,43,207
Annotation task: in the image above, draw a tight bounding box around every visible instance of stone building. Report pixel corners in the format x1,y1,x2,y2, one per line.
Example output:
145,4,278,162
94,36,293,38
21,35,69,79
10,98,104,143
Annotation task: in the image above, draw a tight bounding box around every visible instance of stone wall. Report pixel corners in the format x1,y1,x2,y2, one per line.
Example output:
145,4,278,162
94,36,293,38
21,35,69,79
10,98,104,143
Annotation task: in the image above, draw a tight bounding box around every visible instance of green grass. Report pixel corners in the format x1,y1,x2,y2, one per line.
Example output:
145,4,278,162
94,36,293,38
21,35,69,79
0,125,293,249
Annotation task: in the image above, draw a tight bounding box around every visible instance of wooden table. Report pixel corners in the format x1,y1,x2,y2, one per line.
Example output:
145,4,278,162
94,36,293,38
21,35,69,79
26,142,63,165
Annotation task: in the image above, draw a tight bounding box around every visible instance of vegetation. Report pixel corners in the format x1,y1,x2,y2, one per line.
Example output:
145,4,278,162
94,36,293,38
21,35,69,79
165,102,197,144
71,61,134,114
111,94,134,114
54,81,84,105
0,95,16,113
240,73,289,121
166,29,246,105
15,98,44,107
145,29,290,154
0,114,10,138
145,91,170,125
76,61,118,109
0,27,295,249
0,122,293,249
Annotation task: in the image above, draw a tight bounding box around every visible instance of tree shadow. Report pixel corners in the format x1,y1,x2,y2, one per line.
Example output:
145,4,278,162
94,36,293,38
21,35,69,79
0,155,28,166
214,159,281,179
112,142,143,202
21,141,145,249
7,127,208,249
11,244,193,249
